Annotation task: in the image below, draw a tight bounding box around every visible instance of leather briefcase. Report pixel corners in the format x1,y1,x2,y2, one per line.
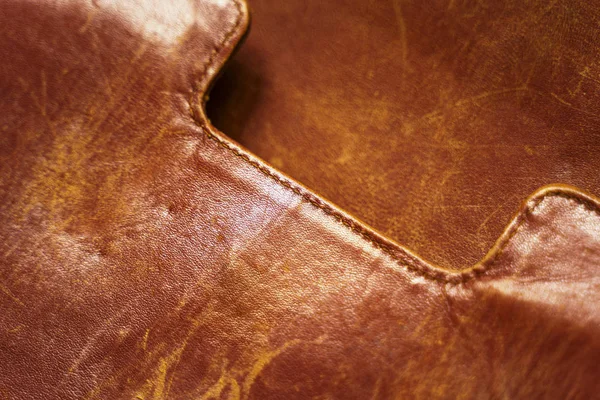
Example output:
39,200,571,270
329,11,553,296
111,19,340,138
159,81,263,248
1,0,599,398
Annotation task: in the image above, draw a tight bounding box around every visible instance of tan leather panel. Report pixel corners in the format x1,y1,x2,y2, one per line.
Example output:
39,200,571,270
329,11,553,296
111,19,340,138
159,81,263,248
1,0,599,398
207,0,600,269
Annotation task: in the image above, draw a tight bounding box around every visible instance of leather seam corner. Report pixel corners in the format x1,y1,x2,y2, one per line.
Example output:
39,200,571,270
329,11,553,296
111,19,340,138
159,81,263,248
184,0,600,286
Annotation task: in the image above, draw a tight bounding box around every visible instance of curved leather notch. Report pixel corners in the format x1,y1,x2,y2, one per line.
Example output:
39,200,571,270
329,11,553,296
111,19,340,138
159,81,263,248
190,0,600,283
205,0,600,271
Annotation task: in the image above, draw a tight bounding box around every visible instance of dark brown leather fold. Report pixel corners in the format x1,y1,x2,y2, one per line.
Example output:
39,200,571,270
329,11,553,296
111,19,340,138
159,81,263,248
1,0,599,399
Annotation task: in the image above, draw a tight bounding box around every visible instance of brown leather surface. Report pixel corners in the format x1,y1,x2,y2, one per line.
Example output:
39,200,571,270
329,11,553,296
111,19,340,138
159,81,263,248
1,0,600,398
207,0,600,269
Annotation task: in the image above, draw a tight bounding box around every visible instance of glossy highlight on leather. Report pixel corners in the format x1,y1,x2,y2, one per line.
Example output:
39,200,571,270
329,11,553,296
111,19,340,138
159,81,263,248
0,0,599,399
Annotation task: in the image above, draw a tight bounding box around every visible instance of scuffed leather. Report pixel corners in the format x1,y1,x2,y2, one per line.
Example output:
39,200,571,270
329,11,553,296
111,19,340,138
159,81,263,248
207,0,600,269
0,0,599,399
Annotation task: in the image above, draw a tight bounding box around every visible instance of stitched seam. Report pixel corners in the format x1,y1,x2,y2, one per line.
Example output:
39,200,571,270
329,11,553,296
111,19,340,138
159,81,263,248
186,0,600,285
189,0,245,102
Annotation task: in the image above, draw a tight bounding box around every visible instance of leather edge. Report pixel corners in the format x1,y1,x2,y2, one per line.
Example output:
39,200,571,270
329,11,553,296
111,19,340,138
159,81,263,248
189,0,600,285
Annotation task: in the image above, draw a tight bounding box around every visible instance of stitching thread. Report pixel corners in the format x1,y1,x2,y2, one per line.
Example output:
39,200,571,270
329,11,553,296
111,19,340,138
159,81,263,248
187,0,600,285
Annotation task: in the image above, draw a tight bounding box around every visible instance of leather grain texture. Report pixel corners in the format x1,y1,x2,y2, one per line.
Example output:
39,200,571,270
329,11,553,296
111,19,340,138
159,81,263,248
207,0,600,269
1,0,599,399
